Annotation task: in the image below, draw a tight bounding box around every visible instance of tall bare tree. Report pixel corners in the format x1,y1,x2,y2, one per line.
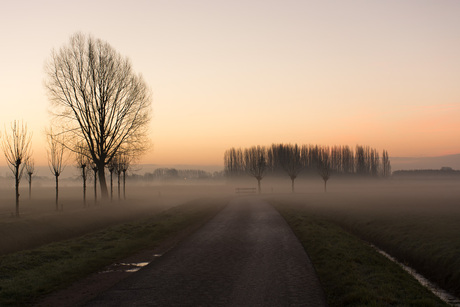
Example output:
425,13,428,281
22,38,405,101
382,150,391,177
25,158,34,200
2,121,32,217
47,130,66,211
244,146,267,194
45,33,152,199
76,143,90,207
318,147,331,193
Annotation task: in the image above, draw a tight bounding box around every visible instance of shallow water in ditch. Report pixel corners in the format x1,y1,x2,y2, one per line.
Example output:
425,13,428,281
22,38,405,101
371,244,460,306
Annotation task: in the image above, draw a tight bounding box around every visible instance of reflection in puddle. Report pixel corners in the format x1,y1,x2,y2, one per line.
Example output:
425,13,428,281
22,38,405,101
371,244,460,306
100,262,150,273
100,253,164,274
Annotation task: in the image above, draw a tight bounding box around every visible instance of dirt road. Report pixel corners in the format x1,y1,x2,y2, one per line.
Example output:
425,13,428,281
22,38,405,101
84,196,326,306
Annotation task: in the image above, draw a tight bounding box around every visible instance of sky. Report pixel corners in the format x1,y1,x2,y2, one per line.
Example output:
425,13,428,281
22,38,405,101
0,0,459,169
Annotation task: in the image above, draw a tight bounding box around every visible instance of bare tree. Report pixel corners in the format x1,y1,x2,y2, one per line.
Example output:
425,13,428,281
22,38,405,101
76,143,90,207
108,157,117,201
382,149,391,177
45,33,152,199
318,148,330,193
2,121,32,217
244,146,267,194
279,144,303,193
91,163,98,204
47,129,66,211
118,152,131,200
25,158,34,200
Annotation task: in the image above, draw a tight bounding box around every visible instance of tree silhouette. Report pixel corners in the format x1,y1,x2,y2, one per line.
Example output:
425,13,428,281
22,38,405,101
224,143,390,183
75,143,90,207
108,157,117,201
25,158,34,200
244,146,267,194
278,144,303,192
118,152,131,200
47,129,66,211
318,148,330,193
45,33,152,199
382,150,391,177
91,163,98,204
2,121,32,217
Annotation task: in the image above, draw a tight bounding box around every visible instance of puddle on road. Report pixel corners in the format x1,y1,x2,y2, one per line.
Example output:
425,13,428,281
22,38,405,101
100,262,150,273
100,254,163,273
371,244,460,306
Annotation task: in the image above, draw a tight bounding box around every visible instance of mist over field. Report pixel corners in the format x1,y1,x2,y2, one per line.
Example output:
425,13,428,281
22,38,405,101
1,164,460,305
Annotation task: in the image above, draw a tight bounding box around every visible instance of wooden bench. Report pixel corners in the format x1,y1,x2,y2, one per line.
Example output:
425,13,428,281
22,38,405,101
235,187,257,194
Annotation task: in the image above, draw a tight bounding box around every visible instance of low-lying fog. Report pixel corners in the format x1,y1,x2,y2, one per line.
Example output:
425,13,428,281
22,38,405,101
0,174,459,254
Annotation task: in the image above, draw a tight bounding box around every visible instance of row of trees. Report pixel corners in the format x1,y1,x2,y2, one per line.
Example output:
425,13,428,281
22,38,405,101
224,144,391,193
2,32,152,217
1,121,135,216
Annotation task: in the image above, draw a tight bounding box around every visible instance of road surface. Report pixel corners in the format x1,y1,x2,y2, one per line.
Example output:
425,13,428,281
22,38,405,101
84,196,326,306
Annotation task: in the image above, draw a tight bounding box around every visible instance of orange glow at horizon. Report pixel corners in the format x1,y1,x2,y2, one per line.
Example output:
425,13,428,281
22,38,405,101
0,1,459,168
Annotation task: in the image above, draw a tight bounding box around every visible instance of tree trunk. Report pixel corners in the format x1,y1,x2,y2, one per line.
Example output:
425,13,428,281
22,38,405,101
123,170,126,200
94,169,97,204
324,180,327,193
110,170,113,201
97,166,109,199
291,177,295,193
257,179,261,194
117,172,121,200
28,174,32,200
15,165,19,217
55,174,59,211
82,166,86,207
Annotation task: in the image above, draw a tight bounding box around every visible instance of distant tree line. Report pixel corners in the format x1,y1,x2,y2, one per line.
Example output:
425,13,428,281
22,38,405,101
224,144,391,193
393,167,460,178
225,144,391,178
141,168,224,181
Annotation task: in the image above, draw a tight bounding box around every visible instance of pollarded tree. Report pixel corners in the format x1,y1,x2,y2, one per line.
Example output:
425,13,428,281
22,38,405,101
47,129,66,211
279,144,303,193
25,158,34,200
2,121,32,217
108,157,118,201
244,146,267,194
118,152,131,200
75,143,90,207
318,147,331,193
45,33,152,199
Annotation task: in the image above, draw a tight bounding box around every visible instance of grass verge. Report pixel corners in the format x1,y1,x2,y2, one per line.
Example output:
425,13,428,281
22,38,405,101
333,213,460,299
0,198,226,306
274,202,448,306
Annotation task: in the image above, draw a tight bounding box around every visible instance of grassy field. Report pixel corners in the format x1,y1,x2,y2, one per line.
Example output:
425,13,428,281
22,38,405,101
269,178,460,305
1,179,459,306
275,202,448,306
0,196,227,306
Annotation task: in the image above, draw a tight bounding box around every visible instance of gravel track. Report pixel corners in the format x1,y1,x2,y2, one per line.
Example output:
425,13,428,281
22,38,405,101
84,196,326,306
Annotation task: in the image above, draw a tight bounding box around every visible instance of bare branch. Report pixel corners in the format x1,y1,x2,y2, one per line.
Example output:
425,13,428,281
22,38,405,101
45,33,152,199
